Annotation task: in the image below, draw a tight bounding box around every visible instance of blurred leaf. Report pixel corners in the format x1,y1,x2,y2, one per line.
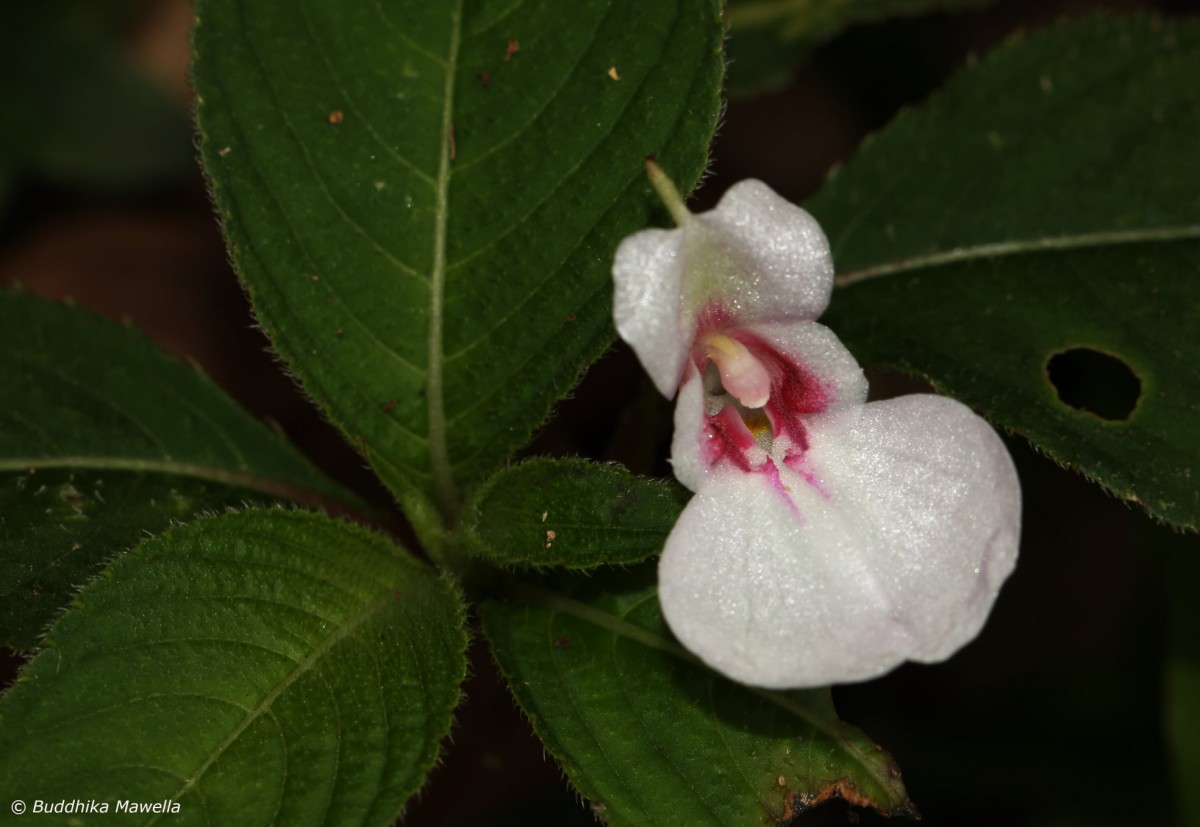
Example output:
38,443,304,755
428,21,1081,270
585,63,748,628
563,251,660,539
1169,656,1200,824
0,3,194,187
483,566,915,825
725,0,994,96
811,14,1200,530
1164,534,1200,824
461,458,688,569
0,162,11,222
0,289,360,648
193,0,724,530
0,509,467,826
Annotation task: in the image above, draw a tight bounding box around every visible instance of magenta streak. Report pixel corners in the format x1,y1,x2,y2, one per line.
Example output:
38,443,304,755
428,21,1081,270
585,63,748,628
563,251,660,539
704,404,756,472
757,459,805,521
796,468,831,500
691,304,836,502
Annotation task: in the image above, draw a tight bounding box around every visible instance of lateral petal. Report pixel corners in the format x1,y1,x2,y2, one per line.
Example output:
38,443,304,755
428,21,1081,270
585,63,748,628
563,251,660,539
612,227,689,397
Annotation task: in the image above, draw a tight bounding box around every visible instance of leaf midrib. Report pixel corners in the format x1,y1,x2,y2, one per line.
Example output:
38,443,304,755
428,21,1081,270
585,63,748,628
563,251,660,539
834,223,1200,288
426,0,464,518
0,457,358,515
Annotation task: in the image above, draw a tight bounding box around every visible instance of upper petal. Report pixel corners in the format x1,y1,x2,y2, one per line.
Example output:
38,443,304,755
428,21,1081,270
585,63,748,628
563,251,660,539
612,180,834,398
659,394,1020,688
685,180,834,328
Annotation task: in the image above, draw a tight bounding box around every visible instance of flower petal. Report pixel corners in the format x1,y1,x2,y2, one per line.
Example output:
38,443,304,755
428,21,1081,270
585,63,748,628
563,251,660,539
613,227,689,397
659,394,1020,688
612,179,834,398
686,180,834,327
669,320,867,492
735,319,868,413
804,395,1021,664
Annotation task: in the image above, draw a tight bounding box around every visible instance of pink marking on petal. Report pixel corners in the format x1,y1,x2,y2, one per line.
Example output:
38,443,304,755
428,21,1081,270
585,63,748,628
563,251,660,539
795,467,831,500
694,302,733,342
734,327,834,459
689,302,839,479
704,405,756,472
733,328,831,415
757,459,804,521
782,449,806,474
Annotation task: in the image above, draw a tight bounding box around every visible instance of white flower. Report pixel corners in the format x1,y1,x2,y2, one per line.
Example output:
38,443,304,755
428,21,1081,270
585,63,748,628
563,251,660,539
612,163,1021,689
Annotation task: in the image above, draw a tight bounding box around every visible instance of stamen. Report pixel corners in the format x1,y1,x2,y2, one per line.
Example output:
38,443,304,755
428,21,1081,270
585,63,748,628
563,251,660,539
703,334,771,409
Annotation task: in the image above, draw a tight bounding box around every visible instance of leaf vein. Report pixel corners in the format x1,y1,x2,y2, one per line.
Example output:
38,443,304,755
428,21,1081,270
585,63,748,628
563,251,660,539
610,633,726,824
464,0,530,36
26,692,252,737
154,590,398,815
425,0,465,513
3,348,174,458
442,14,702,372
299,0,437,187
541,605,649,819
372,0,451,67
236,8,429,284
706,680,776,818
211,82,431,449
835,225,1200,287
452,0,613,175
0,456,353,514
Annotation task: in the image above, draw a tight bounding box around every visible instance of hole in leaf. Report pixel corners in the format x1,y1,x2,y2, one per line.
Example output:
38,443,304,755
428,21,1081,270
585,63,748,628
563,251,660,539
1045,347,1141,421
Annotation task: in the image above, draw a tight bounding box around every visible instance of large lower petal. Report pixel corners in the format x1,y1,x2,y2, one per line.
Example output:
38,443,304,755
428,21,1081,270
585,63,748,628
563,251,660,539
658,394,1020,688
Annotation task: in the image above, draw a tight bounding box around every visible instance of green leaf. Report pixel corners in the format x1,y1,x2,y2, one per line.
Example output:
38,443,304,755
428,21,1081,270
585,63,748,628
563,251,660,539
3,470,253,650
461,458,688,569
0,289,360,648
0,509,467,825
193,0,724,526
725,0,994,96
810,14,1200,530
0,3,194,187
483,566,915,825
